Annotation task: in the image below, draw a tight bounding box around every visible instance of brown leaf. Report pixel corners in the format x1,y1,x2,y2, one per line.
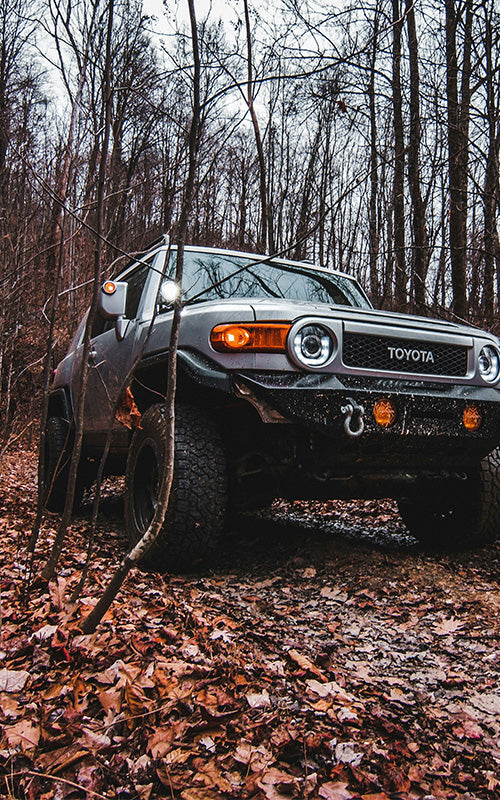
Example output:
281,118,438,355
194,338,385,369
49,577,67,610
0,692,22,718
433,617,464,635
124,680,149,728
469,693,500,715
98,687,122,717
181,790,220,800
135,785,153,800
361,794,391,800
246,689,271,708
318,781,355,799
0,669,30,692
234,739,274,772
115,386,142,429
73,675,89,712
288,649,327,681
257,767,300,800
163,747,191,766
36,744,88,773
147,727,176,759
4,719,40,752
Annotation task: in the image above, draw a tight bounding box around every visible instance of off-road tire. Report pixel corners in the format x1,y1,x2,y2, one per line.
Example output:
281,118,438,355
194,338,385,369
125,403,227,572
41,416,83,512
398,448,500,549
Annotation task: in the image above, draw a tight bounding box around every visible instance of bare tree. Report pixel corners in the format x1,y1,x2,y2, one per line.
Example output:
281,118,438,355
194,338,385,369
445,0,473,318
243,0,269,253
405,0,428,314
392,0,406,309
81,0,202,633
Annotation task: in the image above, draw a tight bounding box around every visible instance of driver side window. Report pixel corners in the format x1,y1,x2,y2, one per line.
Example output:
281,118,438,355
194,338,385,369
124,261,151,319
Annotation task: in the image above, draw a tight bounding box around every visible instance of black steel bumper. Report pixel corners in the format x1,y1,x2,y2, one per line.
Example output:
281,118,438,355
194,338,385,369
235,371,500,465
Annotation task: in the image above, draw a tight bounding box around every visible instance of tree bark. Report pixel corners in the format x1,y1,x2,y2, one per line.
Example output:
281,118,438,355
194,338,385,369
81,0,202,633
367,7,380,306
446,0,472,319
405,0,428,315
392,0,406,310
481,0,499,322
243,0,268,253
42,0,115,580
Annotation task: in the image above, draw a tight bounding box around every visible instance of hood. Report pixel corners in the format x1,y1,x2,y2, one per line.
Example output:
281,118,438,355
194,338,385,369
249,298,488,341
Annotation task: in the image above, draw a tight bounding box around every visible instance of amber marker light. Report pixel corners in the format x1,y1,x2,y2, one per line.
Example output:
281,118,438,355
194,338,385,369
211,323,291,353
463,404,482,432
103,281,116,295
373,397,397,428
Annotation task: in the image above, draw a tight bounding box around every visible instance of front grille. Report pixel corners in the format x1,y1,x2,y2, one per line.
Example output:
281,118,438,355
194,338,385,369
342,332,468,377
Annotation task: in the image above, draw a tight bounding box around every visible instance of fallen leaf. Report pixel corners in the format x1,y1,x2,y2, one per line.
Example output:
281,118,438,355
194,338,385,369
234,739,273,771
135,784,153,800
116,386,142,429
246,689,271,708
0,669,30,692
303,567,317,578
318,781,355,799
334,741,364,766
125,680,149,728
257,766,300,799
469,693,500,715
288,649,327,681
4,719,40,752
49,577,67,610
433,617,464,635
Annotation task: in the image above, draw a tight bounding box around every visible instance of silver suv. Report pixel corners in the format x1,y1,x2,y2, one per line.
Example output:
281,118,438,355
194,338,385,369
44,244,500,569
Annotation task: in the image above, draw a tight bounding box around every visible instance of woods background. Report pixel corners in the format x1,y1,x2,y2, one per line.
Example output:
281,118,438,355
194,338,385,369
1,0,499,452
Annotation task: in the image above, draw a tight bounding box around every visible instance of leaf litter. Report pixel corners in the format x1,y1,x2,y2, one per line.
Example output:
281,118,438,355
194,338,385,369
1,451,500,798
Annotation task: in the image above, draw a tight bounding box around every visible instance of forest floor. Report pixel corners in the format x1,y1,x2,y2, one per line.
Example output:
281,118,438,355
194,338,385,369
1,451,500,800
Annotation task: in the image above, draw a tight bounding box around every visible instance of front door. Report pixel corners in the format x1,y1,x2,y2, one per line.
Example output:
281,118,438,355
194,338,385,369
79,252,159,444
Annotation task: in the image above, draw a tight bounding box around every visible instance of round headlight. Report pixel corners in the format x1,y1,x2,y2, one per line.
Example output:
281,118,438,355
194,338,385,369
478,345,500,384
291,324,334,368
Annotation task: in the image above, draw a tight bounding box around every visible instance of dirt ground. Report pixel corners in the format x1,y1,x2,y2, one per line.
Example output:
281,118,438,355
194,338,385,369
1,451,500,799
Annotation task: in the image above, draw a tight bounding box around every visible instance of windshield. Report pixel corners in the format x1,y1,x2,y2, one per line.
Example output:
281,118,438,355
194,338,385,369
165,251,370,309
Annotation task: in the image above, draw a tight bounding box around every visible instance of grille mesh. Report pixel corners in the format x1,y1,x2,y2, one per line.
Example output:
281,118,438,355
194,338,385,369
342,332,468,377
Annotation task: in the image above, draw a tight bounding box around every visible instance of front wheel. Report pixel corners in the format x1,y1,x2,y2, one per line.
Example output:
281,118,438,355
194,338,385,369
124,403,227,572
398,449,500,549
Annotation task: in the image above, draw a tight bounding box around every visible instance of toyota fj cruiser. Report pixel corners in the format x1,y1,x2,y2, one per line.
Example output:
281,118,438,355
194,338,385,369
44,243,500,569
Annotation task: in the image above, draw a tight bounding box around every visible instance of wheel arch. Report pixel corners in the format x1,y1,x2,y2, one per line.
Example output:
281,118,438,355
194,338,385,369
131,349,234,415
47,388,72,422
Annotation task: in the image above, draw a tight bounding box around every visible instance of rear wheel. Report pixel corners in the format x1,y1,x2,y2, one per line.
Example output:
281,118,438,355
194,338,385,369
398,449,500,549
41,416,83,512
125,403,227,572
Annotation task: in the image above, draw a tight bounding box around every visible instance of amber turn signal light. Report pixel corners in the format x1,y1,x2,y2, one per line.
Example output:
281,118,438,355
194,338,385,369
373,397,397,428
103,281,116,295
211,323,291,353
463,404,482,432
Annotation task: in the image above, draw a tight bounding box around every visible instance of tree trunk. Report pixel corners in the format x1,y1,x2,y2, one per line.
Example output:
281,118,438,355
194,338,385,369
368,7,380,306
81,0,202,633
42,0,116,580
445,0,472,319
392,0,406,310
406,0,428,315
243,0,268,253
481,0,499,322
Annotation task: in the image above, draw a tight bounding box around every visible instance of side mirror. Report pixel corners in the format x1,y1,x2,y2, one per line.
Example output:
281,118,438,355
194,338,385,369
98,281,128,340
98,281,128,319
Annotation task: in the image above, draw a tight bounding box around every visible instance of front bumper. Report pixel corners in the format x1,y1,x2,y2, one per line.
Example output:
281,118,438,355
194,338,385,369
236,371,500,466
178,349,500,468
